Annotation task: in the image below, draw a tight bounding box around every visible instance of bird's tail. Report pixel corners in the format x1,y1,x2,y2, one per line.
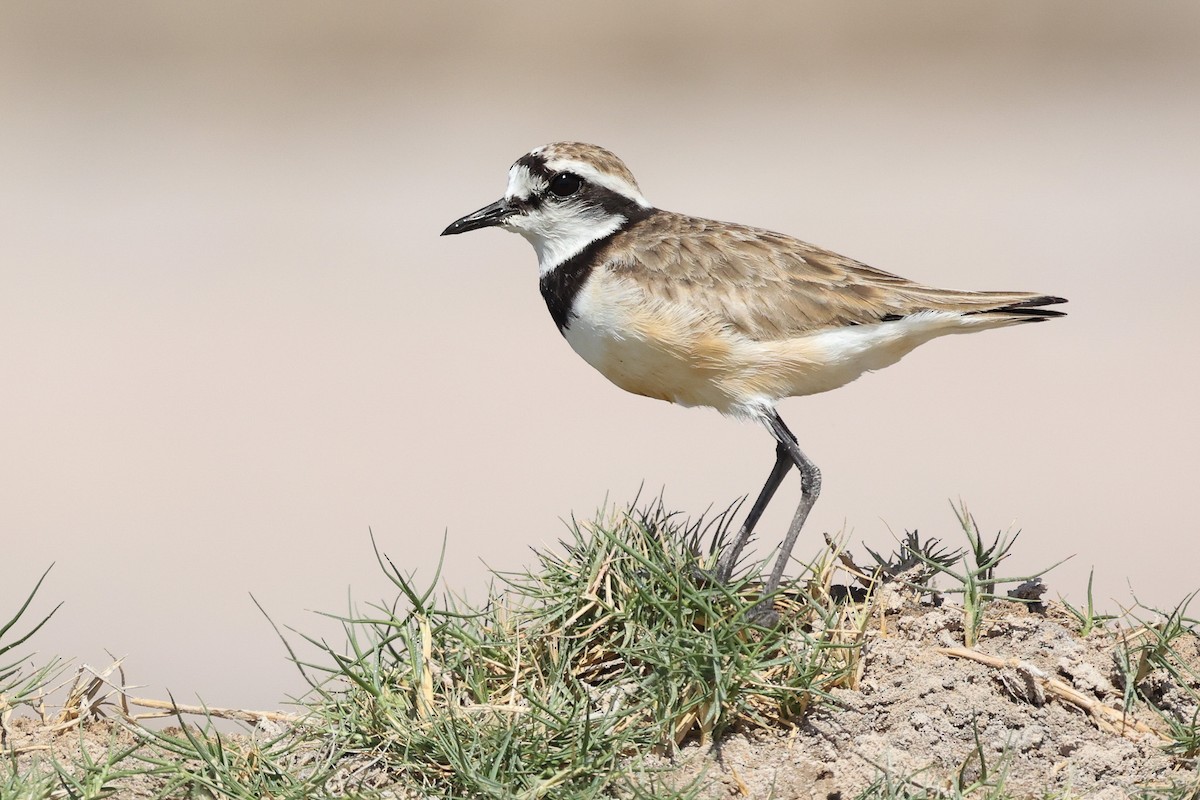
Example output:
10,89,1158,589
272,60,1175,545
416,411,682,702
902,286,1068,325
961,293,1068,324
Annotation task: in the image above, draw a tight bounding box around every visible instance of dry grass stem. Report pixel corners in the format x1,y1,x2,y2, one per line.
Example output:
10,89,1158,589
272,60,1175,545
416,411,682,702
937,646,1161,740
123,697,299,724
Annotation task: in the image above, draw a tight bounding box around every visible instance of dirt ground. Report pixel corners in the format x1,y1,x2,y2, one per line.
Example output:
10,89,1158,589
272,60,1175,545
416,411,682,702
5,600,1199,799
631,601,1200,799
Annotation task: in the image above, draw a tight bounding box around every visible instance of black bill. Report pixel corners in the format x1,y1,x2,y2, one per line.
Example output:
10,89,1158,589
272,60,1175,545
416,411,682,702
441,198,515,236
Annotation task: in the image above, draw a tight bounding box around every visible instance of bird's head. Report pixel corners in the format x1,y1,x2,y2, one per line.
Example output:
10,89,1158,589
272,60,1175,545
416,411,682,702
441,142,652,272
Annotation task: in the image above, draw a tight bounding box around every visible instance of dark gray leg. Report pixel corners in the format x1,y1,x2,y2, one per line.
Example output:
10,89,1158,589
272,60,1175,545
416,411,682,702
753,409,822,621
714,442,791,582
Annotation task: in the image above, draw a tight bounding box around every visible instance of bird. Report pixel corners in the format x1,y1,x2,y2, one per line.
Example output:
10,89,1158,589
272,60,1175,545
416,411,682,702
441,141,1065,619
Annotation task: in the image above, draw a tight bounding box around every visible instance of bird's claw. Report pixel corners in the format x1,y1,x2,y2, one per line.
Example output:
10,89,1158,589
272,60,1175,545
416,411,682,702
746,601,781,628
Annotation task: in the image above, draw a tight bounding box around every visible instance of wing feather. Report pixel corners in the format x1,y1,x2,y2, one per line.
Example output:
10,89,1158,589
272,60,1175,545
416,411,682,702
604,212,1064,341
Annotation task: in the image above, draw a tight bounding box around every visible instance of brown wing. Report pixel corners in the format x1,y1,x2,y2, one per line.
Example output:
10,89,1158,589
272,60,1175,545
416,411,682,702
604,211,1065,341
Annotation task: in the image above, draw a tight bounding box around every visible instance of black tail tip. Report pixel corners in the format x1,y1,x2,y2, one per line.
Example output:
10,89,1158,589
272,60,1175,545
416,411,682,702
980,295,1068,320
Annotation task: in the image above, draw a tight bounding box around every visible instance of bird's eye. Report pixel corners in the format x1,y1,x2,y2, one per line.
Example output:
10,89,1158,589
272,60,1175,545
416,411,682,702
549,172,583,197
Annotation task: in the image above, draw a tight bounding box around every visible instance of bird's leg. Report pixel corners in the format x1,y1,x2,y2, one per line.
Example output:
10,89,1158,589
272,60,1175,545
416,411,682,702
751,409,822,624
714,442,791,582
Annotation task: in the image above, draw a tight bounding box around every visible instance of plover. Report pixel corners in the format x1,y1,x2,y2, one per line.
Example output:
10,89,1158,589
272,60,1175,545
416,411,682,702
442,142,1065,618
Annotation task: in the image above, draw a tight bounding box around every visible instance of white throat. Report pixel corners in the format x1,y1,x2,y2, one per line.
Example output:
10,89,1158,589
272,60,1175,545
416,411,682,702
511,210,625,275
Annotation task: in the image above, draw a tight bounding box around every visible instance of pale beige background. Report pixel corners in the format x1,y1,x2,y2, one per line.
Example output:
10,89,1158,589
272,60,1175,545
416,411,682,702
2,2,1197,712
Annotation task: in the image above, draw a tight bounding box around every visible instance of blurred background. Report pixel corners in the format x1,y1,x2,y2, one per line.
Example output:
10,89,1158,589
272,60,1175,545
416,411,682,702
2,2,1197,712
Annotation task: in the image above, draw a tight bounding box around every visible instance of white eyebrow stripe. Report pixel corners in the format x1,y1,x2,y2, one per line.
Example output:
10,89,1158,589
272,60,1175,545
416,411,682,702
542,158,651,208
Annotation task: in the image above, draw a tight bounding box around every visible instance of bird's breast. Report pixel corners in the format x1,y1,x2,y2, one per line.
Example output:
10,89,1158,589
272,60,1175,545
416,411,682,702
560,272,741,411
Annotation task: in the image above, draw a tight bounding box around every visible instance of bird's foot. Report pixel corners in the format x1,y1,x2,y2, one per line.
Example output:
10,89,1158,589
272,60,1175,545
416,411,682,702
690,564,715,586
690,564,729,588
691,560,740,589
745,600,781,628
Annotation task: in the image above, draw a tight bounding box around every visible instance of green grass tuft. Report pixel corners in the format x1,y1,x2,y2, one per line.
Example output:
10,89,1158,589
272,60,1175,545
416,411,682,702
1,565,65,716
279,498,855,798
